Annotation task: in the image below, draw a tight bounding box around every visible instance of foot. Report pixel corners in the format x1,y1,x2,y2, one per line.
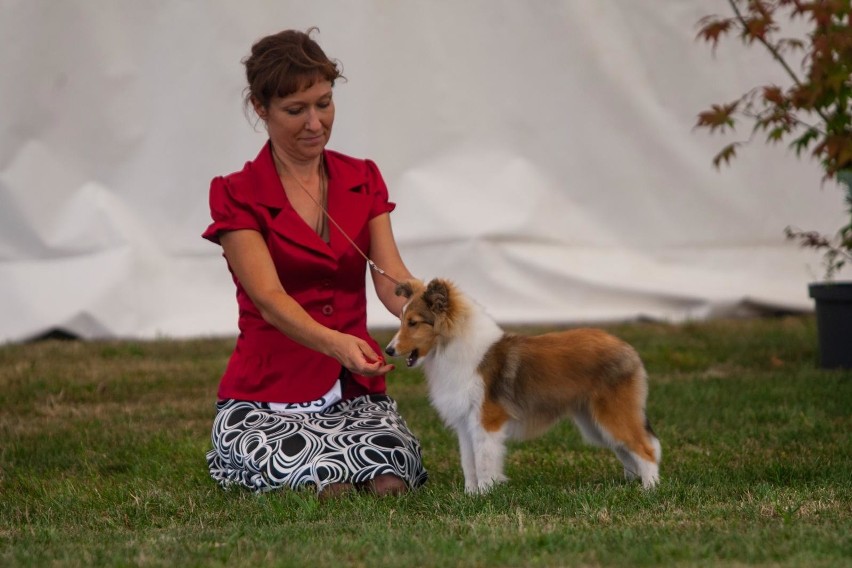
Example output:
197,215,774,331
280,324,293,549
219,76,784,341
361,474,408,497
318,482,355,500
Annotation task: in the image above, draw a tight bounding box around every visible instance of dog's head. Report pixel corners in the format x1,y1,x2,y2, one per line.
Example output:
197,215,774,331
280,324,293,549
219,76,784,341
385,278,467,367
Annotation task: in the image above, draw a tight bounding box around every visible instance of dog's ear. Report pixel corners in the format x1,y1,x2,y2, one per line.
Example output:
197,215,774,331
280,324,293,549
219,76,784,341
395,279,424,299
395,281,414,299
423,279,451,315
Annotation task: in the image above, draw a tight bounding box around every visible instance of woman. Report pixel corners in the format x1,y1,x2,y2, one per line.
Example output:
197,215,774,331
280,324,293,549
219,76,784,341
203,28,427,497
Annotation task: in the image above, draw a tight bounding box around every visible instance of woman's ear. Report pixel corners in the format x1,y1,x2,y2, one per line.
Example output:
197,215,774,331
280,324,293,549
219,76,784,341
251,97,268,121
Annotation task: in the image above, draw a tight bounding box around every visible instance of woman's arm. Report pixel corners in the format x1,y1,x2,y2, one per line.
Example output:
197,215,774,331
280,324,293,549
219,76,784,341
220,229,392,375
368,213,415,318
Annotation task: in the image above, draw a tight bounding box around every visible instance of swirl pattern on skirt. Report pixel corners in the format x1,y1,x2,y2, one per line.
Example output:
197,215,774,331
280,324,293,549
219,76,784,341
207,395,428,492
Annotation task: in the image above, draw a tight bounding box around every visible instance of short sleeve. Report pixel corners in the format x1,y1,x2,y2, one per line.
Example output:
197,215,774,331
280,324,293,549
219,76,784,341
202,175,261,245
365,159,397,219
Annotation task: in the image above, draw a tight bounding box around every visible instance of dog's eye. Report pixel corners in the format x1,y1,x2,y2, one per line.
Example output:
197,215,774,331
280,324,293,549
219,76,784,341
407,319,418,328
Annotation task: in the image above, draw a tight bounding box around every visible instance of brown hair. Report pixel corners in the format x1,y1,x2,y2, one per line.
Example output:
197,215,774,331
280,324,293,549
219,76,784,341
242,27,344,113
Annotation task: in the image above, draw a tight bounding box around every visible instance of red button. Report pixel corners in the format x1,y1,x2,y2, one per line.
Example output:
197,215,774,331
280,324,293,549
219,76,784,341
321,305,334,316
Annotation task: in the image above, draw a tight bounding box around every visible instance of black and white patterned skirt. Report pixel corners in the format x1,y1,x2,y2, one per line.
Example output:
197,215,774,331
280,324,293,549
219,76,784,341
206,395,428,493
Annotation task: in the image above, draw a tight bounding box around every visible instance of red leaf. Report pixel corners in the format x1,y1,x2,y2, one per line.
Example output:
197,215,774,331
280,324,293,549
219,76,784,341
696,102,739,133
713,143,740,168
762,85,785,105
696,17,734,49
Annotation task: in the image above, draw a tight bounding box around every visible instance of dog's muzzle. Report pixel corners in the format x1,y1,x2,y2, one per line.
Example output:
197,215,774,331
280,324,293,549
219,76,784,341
385,344,420,367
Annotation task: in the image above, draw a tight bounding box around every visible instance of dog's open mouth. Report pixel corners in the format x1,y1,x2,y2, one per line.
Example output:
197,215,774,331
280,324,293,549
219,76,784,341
406,349,420,367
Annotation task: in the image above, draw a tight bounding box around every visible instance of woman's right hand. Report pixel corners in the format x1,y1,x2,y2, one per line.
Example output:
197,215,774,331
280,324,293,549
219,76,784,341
325,331,394,377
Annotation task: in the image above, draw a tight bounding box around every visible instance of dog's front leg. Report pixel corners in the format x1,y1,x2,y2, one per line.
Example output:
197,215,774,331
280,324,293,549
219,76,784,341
455,426,479,494
469,419,509,494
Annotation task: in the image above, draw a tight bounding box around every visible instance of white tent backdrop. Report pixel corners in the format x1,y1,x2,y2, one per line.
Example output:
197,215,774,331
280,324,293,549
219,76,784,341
0,0,845,342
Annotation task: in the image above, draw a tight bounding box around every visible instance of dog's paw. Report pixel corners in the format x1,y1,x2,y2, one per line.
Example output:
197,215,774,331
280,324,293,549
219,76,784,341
641,473,660,490
475,475,508,493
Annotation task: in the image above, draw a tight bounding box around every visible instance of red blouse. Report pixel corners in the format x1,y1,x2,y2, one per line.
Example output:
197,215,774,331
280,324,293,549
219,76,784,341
203,142,395,403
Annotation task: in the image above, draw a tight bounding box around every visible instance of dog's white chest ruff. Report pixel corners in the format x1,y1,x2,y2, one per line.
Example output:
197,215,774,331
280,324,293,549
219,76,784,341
422,315,502,428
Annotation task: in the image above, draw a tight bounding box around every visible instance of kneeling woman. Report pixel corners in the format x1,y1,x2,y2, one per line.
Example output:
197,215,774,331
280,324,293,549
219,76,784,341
203,28,427,497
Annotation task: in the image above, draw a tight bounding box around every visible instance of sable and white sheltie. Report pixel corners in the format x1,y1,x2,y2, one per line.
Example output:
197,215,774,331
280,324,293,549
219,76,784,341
385,278,661,494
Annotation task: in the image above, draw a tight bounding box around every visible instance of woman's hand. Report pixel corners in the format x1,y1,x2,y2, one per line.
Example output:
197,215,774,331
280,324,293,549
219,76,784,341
325,331,394,376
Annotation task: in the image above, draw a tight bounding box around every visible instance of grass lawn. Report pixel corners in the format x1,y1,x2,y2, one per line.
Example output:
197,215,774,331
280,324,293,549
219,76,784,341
0,316,849,567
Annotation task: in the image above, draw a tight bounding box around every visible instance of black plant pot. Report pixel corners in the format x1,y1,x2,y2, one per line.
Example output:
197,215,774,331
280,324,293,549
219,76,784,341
809,282,852,370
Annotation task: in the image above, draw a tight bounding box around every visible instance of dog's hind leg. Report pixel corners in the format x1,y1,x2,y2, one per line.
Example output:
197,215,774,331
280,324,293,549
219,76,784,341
573,406,640,481
571,405,608,448
630,429,661,489
589,390,661,489
614,447,640,481
625,415,662,488
645,418,663,464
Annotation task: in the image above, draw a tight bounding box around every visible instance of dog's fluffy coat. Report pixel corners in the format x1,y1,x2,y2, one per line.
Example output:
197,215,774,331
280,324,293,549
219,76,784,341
385,278,661,493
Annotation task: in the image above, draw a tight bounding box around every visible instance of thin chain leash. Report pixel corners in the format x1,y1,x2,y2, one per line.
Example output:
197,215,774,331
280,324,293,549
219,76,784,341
271,147,401,287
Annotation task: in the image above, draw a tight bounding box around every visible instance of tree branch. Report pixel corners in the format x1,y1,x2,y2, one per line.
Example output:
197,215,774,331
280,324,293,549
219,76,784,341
726,0,833,125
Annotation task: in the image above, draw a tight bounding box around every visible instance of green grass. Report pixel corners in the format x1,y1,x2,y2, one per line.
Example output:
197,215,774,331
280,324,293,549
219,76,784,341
0,316,849,567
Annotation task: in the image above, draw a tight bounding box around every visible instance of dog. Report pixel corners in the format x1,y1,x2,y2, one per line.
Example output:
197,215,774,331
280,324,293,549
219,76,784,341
385,278,661,494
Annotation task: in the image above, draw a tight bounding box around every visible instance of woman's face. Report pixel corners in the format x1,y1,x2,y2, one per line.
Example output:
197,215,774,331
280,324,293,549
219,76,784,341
256,79,335,163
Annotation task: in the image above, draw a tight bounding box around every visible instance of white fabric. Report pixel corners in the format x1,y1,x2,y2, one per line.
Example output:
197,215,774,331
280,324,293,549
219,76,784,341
0,0,846,342
268,380,342,414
